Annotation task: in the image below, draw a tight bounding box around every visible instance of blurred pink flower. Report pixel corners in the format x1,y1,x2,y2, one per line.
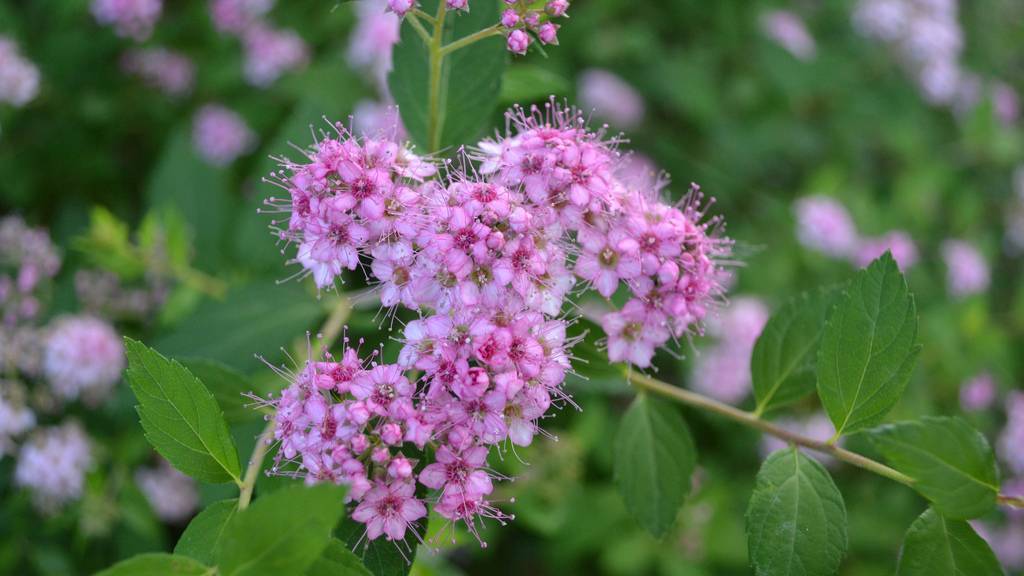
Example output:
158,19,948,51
192,104,257,166
242,24,309,87
794,195,859,258
347,0,401,90
210,0,274,35
941,239,989,297
91,0,162,41
136,460,199,522
15,422,92,512
854,230,918,269
959,372,996,412
760,413,839,466
351,99,405,138
760,10,816,61
998,393,1024,476
0,37,40,107
43,315,125,406
121,48,196,98
691,298,769,404
993,82,1020,126
577,68,645,129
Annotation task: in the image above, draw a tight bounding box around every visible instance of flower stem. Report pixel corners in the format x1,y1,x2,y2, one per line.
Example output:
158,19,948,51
438,25,503,56
426,2,448,153
625,370,1022,509
238,421,274,510
314,295,352,357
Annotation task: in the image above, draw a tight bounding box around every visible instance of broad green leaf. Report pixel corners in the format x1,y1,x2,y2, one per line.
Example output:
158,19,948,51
175,499,239,565
94,553,212,576
746,448,847,576
389,0,507,151
896,508,1003,576
146,127,234,270
218,484,348,576
183,360,259,423
306,539,373,576
613,394,697,537
500,65,570,105
336,516,421,576
868,417,999,519
817,253,920,437
154,283,324,373
752,288,837,414
125,339,242,484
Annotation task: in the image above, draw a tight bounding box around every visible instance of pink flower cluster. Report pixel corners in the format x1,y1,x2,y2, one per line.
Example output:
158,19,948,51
0,216,62,327
192,104,257,166
348,0,401,90
91,0,162,41
794,195,919,270
577,69,645,129
959,372,996,412
262,101,730,541
691,297,769,404
941,238,989,298
121,48,196,98
43,315,125,406
760,9,817,61
0,381,35,459
136,459,199,522
15,422,92,512
208,0,308,87
0,36,40,108
210,0,275,34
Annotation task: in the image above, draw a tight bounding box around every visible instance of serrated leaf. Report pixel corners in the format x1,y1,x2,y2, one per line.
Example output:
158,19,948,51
175,499,239,565
752,288,837,414
389,0,506,152
746,448,848,576
124,339,242,484
183,360,259,423
218,484,347,576
336,516,420,576
868,417,999,519
306,539,373,576
817,253,920,437
896,508,1004,576
613,393,697,537
95,553,212,576
154,283,324,373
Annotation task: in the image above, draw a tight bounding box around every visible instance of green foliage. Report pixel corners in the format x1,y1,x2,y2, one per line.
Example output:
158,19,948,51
746,448,848,576
182,360,260,424
306,539,374,576
817,253,920,437
500,65,570,104
868,417,1000,519
174,499,239,565
752,287,837,415
124,338,242,484
613,394,697,538
389,0,506,151
94,553,213,576
218,484,348,576
896,508,1003,576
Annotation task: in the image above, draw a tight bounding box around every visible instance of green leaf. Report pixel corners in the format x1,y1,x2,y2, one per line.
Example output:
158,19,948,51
389,0,507,151
146,127,234,270
95,553,212,576
500,65,570,105
182,360,259,424
124,339,242,484
154,283,324,373
752,288,837,415
816,253,920,437
896,508,1004,576
306,539,373,576
746,448,848,576
613,394,697,537
868,417,999,519
175,499,239,565
336,516,420,576
218,484,348,576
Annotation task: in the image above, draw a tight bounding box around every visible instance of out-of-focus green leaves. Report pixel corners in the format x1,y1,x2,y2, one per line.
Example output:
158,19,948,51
306,539,373,576
217,484,348,576
174,499,239,565
746,448,848,576
895,508,1003,576
868,417,999,519
751,287,837,415
817,253,920,437
125,338,242,484
613,394,697,538
500,65,570,105
94,553,212,576
182,360,262,424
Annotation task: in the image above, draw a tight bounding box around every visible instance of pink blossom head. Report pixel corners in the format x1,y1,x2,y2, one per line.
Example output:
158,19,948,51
0,381,35,457
794,195,859,258
192,104,257,166
577,69,645,129
941,239,989,298
959,372,996,412
387,0,415,16
691,298,769,404
242,24,309,87
91,0,163,41
0,216,61,326
15,422,92,512
135,459,199,522
998,393,1024,476
43,315,125,405
854,231,918,270
348,0,401,89
0,37,40,107
760,10,817,61
993,82,1020,126
121,48,196,98
210,0,275,35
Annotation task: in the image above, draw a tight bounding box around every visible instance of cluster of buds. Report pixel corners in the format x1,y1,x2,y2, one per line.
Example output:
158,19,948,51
499,0,569,54
261,100,729,542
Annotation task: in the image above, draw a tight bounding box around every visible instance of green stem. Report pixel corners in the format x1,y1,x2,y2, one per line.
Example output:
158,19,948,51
438,24,503,56
313,295,352,357
426,2,448,152
238,421,274,510
405,12,432,44
626,370,1024,508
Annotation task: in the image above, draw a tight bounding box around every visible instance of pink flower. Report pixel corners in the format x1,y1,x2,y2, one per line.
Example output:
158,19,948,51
603,299,669,368
210,0,274,35
121,48,195,98
691,298,769,404
91,0,162,41
941,239,989,297
507,30,530,55
348,0,401,89
241,24,309,87
577,69,644,129
192,104,257,166
43,315,124,406
760,10,816,61
794,195,859,258
500,9,519,28
350,480,426,541
135,459,199,522
538,22,559,45
447,0,468,11
387,0,415,16
15,422,92,512
0,37,40,107
853,230,918,269
959,373,996,412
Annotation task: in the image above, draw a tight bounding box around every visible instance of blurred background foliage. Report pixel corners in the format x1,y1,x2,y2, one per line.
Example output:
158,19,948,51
2,0,1024,574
